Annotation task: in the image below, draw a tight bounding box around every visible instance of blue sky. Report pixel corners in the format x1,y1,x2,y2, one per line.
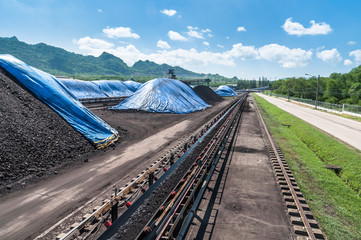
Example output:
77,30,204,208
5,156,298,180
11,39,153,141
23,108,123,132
0,0,361,79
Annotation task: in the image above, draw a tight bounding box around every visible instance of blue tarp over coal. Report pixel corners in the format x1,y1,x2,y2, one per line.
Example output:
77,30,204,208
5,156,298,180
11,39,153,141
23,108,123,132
58,79,107,99
111,78,210,113
215,85,237,96
0,54,118,148
123,80,142,92
92,80,133,97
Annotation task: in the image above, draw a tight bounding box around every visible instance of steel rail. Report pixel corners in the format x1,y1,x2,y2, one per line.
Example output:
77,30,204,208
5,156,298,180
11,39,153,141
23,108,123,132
158,104,241,238
161,96,245,239
176,95,245,239
97,96,245,240
256,99,317,240
138,95,247,239
59,110,227,240
79,96,127,103
59,99,235,240
156,117,231,238
139,115,230,239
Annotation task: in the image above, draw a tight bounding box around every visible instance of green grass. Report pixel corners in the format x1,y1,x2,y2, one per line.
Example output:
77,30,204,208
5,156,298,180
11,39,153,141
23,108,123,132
253,94,361,240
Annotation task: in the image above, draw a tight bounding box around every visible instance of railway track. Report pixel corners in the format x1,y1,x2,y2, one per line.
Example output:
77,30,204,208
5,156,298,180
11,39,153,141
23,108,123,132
54,95,246,240
81,97,127,110
44,94,326,240
98,94,247,239
255,100,326,240
132,94,246,240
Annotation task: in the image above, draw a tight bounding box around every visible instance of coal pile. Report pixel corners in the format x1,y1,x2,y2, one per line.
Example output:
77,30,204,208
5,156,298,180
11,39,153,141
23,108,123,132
111,78,209,114
0,68,96,193
215,85,237,96
193,85,224,105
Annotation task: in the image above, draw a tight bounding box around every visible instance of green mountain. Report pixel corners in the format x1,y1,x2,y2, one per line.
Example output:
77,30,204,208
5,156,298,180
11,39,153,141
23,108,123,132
0,36,206,78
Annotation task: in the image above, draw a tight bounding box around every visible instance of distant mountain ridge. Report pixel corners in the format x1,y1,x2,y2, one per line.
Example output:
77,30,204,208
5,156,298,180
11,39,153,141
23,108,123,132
0,36,208,78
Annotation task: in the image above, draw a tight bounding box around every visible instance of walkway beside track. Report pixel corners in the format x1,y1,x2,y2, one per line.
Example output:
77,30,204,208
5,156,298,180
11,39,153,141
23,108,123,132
186,96,294,240
257,93,361,151
0,119,195,239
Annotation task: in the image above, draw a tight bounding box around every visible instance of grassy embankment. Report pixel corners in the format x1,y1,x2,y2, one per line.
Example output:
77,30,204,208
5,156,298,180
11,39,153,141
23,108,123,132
254,94,361,240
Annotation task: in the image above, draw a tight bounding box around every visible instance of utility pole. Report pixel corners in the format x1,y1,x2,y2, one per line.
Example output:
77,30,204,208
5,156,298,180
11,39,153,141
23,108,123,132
306,73,320,109
315,75,320,109
288,81,290,101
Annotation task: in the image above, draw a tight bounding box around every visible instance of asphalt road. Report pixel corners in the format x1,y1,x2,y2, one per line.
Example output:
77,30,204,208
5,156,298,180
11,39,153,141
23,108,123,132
258,93,361,151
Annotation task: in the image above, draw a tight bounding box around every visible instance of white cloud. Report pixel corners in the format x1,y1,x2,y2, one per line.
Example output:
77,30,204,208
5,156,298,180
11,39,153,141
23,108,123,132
348,41,357,45
226,43,259,60
203,41,210,46
217,44,224,48
119,40,130,45
147,48,235,68
201,28,211,33
282,18,332,36
237,26,246,32
73,37,144,64
187,30,203,39
74,36,314,70
157,40,171,49
160,9,177,16
187,26,204,39
168,30,188,41
350,49,361,64
208,33,214,37
344,59,353,66
73,37,114,53
111,44,147,65
258,44,313,68
316,48,342,65
187,26,199,30
103,26,140,39
226,36,230,39
97,9,102,13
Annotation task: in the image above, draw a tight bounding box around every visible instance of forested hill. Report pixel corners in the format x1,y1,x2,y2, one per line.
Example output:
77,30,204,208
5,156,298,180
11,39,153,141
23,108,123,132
0,36,206,78
270,66,361,105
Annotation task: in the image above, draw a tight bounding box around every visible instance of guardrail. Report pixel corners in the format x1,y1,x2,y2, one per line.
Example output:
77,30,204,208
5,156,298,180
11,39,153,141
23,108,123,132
265,92,361,117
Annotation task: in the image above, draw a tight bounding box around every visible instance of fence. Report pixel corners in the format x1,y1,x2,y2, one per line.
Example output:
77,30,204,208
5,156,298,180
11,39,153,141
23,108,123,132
264,92,361,117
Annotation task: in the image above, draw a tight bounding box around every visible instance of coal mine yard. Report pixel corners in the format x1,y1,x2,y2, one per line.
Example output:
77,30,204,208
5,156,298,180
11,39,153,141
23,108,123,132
0,66,326,240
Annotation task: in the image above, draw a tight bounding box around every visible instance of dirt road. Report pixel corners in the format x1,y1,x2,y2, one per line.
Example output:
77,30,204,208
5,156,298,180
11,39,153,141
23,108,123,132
0,100,232,240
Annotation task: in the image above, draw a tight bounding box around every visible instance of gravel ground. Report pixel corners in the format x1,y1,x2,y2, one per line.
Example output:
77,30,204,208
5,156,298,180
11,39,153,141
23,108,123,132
0,69,227,197
0,67,236,240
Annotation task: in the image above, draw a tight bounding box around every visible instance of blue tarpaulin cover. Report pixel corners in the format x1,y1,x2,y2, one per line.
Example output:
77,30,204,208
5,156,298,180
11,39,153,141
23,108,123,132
123,80,142,92
215,85,237,96
111,78,210,113
92,80,133,97
0,54,118,148
58,79,108,99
